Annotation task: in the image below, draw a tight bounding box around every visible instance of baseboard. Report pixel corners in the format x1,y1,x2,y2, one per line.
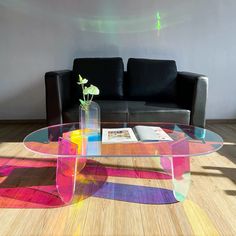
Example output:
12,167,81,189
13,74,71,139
206,119,236,124
0,119,47,124
1,119,235,125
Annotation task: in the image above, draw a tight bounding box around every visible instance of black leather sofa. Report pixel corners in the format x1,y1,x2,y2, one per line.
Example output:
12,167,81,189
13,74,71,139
45,57,208,127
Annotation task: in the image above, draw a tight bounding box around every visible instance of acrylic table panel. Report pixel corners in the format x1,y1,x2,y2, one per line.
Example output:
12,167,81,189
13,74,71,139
23,122,223,204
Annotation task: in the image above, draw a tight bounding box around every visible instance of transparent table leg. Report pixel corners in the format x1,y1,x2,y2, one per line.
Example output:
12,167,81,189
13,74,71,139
56,156,77,204
56,137,78,204
160,156,172,174
160,136,191,202
170,156,191,202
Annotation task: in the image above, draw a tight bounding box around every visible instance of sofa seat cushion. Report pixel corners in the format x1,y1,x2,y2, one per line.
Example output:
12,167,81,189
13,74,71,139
63,100,190,124
127,58,177,102
63,100,128,123
96,100,128,122
127,101,190,124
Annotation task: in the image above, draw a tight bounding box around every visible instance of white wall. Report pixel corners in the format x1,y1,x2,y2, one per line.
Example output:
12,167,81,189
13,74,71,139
0,0,236,120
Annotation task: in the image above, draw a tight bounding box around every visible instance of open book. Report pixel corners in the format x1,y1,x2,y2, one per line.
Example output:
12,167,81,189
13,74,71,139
102,126,173,143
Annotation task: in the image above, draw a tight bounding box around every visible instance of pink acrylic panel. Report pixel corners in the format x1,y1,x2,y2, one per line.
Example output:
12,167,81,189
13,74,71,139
56,137,78,204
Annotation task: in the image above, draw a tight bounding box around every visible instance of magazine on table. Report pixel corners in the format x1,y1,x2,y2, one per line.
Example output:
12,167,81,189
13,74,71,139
102,126,173,143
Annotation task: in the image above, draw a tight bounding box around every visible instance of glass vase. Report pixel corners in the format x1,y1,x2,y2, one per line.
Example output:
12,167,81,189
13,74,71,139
79,101,101,155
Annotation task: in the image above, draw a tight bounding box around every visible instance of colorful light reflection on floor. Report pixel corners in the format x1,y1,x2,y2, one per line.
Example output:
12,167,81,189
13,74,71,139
0,157,220,234
0,157,177,207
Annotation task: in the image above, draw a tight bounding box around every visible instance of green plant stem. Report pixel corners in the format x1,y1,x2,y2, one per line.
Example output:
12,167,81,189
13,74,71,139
89,95,94,103
82,84,86,101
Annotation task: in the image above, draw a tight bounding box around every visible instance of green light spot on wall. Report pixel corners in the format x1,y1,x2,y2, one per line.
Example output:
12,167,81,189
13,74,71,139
156,12,161,31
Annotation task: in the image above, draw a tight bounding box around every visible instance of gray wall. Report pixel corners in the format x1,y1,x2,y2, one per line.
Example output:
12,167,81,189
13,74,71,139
1,0,236,120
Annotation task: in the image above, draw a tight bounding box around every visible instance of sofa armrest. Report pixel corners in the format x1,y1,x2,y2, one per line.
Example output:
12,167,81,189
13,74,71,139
45,70,72,125
177,72,208,127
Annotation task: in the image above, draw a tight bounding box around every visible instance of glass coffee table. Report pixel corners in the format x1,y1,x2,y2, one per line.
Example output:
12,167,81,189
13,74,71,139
23,122,223,204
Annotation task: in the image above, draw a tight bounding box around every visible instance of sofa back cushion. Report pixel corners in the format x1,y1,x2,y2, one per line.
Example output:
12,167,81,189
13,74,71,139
72,57,124,100
126,58,177,102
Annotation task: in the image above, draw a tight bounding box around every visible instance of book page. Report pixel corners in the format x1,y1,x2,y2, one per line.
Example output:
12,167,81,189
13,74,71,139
134,126,173,142
102,128,138,143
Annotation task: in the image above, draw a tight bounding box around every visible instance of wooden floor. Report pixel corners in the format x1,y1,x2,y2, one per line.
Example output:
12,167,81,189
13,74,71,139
0,123,235,236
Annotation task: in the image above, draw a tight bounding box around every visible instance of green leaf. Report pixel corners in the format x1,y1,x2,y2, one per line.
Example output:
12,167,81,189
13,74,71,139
79,99,86,105
83,86,90,95
87,85,100,95
79,99,90,110
78,74,88,84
